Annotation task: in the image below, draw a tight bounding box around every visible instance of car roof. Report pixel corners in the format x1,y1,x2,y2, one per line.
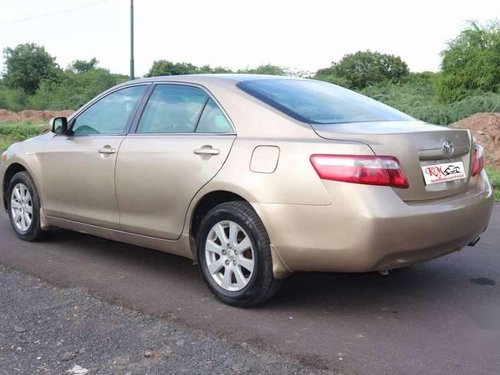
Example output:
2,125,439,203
131,74,301,85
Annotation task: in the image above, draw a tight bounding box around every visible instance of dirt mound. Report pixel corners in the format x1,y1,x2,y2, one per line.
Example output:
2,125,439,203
451,113,500,170
0,109,74,123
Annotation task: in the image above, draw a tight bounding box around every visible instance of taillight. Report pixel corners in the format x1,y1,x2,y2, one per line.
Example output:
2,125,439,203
471,144,484,177
310,154,409,189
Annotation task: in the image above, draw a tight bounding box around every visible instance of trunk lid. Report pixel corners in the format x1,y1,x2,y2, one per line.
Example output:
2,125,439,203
311,121,472,201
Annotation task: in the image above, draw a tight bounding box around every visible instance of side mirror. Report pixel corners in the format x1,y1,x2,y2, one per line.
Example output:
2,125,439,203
50,117,68,135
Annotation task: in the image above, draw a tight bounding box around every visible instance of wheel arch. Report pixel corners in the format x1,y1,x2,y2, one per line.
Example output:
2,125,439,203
2,163,28,210
189,190,248,252
186,189,292,279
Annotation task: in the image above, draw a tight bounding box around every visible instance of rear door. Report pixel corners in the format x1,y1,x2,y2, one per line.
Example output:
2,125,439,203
115,83,235,239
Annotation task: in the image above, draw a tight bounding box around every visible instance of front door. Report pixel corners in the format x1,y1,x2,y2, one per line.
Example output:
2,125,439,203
115,84,236,239
38,85,148,228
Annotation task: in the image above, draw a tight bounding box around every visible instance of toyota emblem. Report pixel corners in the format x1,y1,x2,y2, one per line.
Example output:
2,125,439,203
442,140,455,158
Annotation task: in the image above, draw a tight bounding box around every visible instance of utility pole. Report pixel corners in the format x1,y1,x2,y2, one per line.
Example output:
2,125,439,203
130,0,135,80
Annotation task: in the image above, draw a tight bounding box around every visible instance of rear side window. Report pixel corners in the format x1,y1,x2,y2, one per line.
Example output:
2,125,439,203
196,98,233,133
237,79,413,125
137,85,207,133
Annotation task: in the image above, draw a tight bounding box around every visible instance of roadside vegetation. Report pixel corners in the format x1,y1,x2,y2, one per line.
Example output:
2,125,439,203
360,77,500,125
0,20,498,199
487,168,500,201
314,21,500,125
0,121,44,151
1,21,498,123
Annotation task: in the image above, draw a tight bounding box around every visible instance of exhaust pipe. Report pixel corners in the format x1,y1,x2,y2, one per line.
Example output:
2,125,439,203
468,237,481,247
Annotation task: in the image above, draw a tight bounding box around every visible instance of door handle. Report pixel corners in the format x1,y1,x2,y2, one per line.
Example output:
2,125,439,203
98,146,116,155
194,146,220,156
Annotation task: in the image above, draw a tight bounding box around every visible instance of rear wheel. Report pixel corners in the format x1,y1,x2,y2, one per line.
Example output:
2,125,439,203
7,171,45,241
197,201,281,307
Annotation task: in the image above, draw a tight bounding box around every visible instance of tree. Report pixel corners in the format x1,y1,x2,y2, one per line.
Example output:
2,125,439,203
313,66,350,87
146,60,234,76
146,60,199,76
30,68,127,110
198,65,233,74
71,58,98,73
436,21,500,102
2,43,61,94
238,64,287,76
317,51,410,90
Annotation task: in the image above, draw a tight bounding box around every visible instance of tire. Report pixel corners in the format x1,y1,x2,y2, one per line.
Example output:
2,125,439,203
7,171,45,241
197,201,282,307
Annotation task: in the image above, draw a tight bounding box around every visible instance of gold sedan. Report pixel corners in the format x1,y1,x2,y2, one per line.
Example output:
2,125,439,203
0,75,494,306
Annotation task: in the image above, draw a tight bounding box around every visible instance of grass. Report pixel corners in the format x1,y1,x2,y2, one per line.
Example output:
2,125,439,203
0,121,45,152
486,167,500,201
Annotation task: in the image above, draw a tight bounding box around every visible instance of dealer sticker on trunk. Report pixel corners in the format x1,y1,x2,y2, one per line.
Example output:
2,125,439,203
421,161,466,185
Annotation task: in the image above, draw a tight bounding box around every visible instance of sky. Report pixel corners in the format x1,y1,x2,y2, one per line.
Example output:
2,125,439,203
0,0,498,77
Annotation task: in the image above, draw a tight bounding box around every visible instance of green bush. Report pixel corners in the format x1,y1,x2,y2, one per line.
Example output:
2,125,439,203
315,51,410,90
237,64,287,76
146,60,233,77
29,67,127,110
146,60,199,76
360,74,500,125
0,86,29,112
436,21,500,102
486,168,500,201
312,69,351,87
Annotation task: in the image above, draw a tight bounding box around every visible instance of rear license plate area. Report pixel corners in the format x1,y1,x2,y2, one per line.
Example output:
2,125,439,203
421,161,466,185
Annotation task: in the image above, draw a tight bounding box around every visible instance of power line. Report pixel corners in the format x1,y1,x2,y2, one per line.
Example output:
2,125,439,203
0,0,113,26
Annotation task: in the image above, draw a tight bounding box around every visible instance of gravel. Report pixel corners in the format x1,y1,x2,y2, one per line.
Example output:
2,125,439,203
0,264,336,374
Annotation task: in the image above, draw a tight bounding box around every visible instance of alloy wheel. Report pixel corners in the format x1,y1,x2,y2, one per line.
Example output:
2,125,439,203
204,220,255,292
10,183,33,233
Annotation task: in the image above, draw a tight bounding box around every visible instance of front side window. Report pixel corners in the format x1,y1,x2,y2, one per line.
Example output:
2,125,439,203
137,85,208,133
72,85,147,136
237,79,413,125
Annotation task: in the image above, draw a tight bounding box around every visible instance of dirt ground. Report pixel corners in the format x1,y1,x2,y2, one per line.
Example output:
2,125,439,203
452,113,500,170
0,109,74,123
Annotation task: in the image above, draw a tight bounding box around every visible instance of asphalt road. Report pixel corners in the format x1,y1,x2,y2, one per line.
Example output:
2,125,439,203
0,265,332,374
1,205,499,374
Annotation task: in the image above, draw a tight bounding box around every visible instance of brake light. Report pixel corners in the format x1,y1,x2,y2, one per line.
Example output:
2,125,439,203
471,144,484,177
310,154,409,189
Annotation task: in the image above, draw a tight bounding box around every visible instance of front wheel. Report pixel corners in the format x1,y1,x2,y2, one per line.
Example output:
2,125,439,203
7,171,45,241
197,201,281,307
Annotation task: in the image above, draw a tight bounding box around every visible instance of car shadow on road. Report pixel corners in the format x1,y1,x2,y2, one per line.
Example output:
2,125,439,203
42,227,493,316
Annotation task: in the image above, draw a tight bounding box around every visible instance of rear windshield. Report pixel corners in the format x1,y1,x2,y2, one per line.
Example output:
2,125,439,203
237,79,413,124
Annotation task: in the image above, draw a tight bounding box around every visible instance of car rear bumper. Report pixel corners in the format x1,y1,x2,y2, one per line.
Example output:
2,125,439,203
252,171,494,276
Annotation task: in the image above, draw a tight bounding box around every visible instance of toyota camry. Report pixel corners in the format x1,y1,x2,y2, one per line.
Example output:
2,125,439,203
0,75,494,306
